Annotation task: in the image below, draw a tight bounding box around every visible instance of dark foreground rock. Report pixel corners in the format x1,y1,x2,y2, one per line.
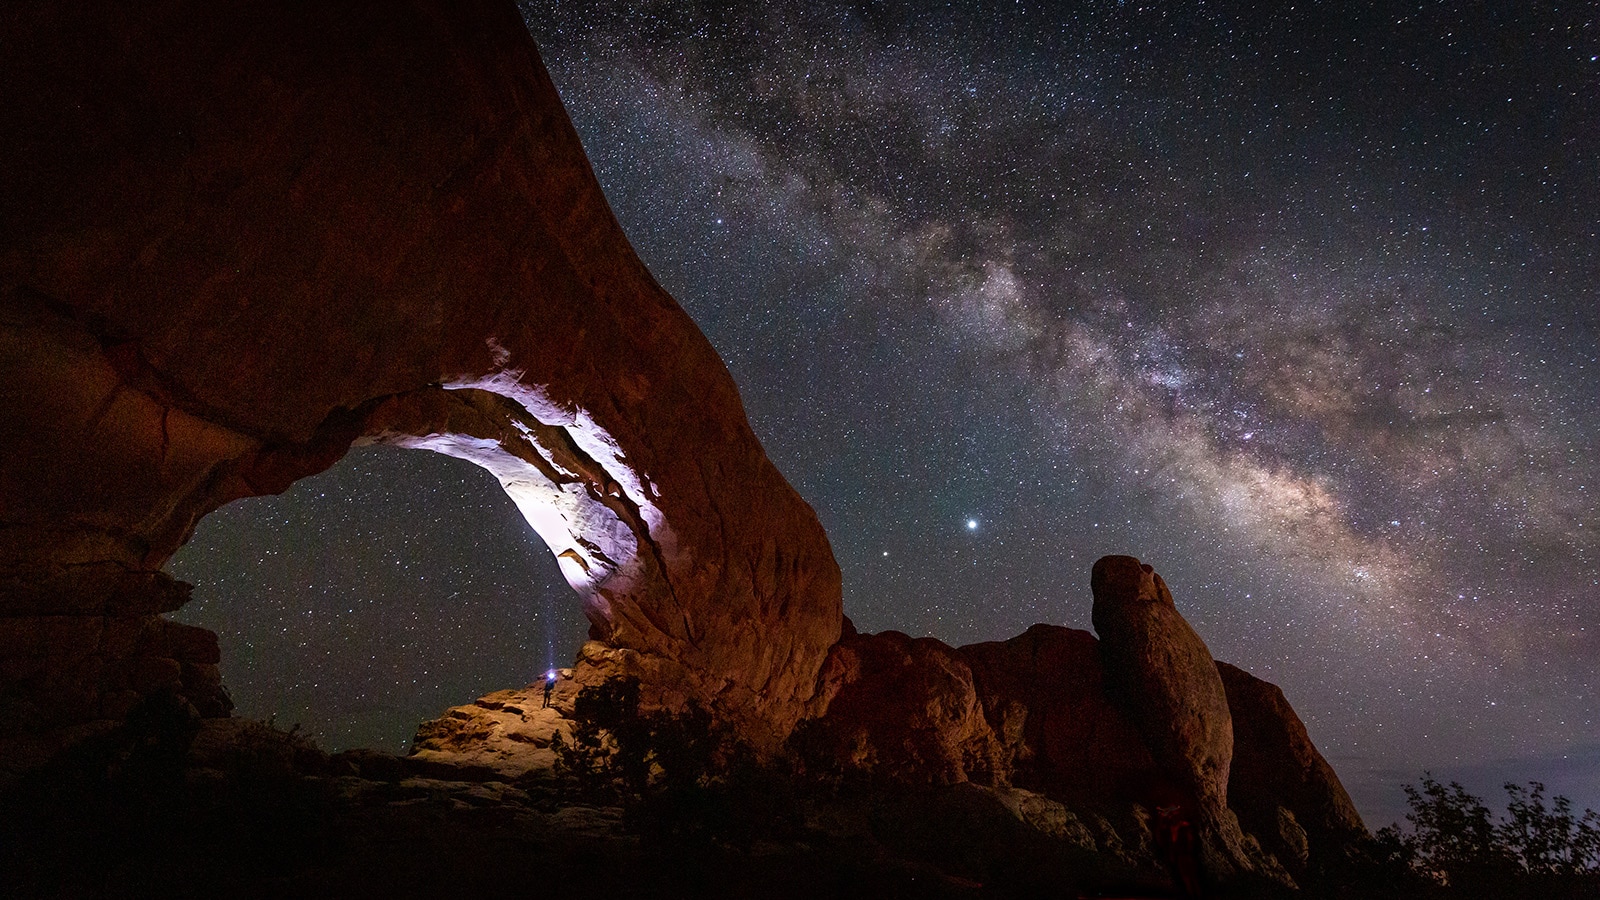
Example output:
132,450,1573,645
1219,662,1368,879
0,714,1187,899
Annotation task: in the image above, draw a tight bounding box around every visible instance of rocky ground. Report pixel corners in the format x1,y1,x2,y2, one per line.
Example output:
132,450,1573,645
0,714,1239,900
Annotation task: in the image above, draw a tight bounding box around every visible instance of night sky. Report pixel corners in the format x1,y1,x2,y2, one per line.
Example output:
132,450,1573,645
169,2,1599,826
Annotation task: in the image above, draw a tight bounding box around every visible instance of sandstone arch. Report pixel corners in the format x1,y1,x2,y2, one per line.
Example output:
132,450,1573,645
0,0,841,760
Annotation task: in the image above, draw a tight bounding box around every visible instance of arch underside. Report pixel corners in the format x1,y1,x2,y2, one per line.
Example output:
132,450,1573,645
355,385,682,651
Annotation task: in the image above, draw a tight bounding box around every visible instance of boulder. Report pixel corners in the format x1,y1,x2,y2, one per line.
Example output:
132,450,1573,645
417,556,1362,890
410,681,578,780
1090,556,1233,820
799,630,1003,783
1090,555,1268,880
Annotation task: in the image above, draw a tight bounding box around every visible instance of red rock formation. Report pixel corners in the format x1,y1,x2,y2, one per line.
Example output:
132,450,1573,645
800,626,1004,784
1220,661,1367,876
1,6,1366,890
408,676,579,780
1090,557,1235,833
0,0,840,758
788,559,1356,887
961,624,1160,811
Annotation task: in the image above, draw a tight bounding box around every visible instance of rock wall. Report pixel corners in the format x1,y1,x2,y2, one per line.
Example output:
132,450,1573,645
961,624,1160,811
0,0,840,759
1220,661,1368,876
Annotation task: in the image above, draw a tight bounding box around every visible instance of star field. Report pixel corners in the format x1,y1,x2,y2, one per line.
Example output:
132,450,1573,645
170,2,1599,825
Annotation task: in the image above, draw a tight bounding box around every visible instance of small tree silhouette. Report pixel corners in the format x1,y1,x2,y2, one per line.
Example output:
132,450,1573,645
549,676,801,846
550,675,647,797
1373,773,1600,898
1500,781,1600,877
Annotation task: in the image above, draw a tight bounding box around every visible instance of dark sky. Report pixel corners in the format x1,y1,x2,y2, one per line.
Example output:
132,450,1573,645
170,1,1599,827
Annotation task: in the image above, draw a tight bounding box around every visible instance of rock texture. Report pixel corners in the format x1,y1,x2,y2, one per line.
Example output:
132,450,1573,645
408,675,580,780
1089,555,1261,880
801,624,1004,784
962,624,1163,811
407,556,1360,887
0,0,840,755
2,4,1366,891
1219,661,1368,875
1090,557,1233,820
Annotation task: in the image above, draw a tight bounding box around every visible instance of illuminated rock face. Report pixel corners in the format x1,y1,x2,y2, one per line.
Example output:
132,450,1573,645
0,0,840,757
408,676,580,780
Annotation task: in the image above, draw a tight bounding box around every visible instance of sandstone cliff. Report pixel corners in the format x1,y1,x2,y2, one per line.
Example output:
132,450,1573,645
415,557,1366,886
774,556,1362,886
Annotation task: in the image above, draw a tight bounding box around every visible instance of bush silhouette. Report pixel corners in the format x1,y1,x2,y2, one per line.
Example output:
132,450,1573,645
1370,773,1600,898
550,676,801,846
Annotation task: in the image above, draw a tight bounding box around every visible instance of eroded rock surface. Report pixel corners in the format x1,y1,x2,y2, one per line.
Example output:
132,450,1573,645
1088,554,1271,882
409,677,580,780
961,624,1159,811
1090,556,1234,825
800,625,1004,784
1,0,840,754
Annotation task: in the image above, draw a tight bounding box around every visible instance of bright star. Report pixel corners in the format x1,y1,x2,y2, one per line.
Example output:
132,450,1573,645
966,519,978,530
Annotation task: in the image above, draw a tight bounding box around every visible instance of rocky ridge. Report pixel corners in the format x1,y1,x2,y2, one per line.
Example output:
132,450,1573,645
415,556,1365,888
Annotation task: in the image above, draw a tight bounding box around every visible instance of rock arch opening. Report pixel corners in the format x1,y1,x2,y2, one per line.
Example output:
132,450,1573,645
168,443,589,752
354,385,680,651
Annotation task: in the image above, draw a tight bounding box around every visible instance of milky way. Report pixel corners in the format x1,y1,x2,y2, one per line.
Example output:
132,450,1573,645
170,2,1599,824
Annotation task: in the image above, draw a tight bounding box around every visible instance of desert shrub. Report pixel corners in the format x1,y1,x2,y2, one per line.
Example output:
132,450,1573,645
551,675,647,796
1498,780,1600,877
1369,773,1600,898
550,676,803,846
783,715,846,785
